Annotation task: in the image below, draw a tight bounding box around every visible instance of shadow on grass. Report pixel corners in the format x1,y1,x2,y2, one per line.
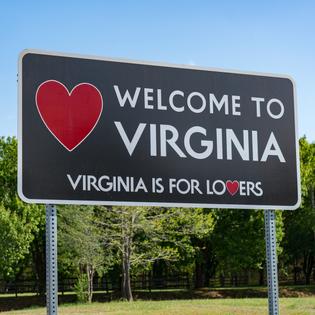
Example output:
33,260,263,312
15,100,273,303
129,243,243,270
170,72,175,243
1,286,314,312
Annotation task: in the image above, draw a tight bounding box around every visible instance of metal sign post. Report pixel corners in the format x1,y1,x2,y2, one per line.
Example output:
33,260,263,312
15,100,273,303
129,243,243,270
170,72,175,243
46,204,58,315
264,210,279,315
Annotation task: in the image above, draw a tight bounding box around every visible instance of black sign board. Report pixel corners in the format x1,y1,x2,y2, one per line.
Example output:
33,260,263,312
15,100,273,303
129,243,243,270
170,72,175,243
18,50,300,209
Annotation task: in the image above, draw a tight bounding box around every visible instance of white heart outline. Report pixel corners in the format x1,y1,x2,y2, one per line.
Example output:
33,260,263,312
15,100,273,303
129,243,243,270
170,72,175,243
35,79,104,152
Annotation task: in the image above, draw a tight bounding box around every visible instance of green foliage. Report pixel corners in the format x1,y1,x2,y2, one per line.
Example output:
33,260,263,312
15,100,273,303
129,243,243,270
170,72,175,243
59,205,108,274
299,136,315,204
2,135,315,292
59,205,110,302
96,206,214,275
0,137,45,279
0,137,17,205
74,274,89,303
0,204,32,277
282,137,315,283
213,209,284,274
156,208,215,274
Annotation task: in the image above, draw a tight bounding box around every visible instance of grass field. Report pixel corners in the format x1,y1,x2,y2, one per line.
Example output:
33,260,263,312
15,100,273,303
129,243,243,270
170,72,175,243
2,298,315,315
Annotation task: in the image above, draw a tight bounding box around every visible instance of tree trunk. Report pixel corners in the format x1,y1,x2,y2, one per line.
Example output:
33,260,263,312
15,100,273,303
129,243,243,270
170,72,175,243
231,273,238,286
293,258,300,285
294,268,298,285
32,236,46,297
86,264,94,303
194,260,205,288
204,251,216,287
219,273,225,287
303,252,314,285
121,237,133,301
121,212,133,301
258,267,264,286
245,270,251,286
153,260,164,288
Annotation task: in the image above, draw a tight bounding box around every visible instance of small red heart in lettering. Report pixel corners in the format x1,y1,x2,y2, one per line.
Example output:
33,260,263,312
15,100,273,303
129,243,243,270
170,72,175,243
36,80,103,151
226,180,239,196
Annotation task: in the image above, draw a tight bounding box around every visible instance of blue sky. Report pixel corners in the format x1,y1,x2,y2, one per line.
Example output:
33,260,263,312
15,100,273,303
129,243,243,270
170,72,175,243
1,1,315,140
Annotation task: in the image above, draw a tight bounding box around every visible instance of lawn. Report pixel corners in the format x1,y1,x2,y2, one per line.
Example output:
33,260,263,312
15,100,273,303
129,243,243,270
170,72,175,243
2,298,315,315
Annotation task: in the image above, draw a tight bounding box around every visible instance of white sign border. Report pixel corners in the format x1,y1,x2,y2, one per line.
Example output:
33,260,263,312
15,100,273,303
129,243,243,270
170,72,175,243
18,49,301,210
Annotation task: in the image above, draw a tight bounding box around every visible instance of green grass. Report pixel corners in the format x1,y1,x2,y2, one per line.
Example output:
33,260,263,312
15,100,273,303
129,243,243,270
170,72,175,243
2,298,315,315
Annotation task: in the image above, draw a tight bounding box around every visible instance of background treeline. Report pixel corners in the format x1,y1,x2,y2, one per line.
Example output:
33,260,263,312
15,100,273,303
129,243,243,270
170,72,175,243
0,136,314,302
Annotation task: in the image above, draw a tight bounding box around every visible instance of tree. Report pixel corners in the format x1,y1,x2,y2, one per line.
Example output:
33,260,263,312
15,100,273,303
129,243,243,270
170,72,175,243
0,137,18,204
283,137,315,284
156,207,215,288
97,206,216,299
29,213,46,296
58,205,109,303
98,206,198,301
213,209,284,286
0,137,45,282
0,202,34,278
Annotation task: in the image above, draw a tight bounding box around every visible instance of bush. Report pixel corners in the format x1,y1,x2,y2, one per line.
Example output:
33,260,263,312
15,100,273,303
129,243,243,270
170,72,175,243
74,274,89,303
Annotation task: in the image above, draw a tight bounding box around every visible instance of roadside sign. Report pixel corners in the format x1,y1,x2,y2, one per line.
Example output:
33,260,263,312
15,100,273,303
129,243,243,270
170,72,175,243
18,49,300,209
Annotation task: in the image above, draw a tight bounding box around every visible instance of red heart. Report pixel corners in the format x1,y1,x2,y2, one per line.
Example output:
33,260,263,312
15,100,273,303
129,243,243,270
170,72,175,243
36,80,103,151
226,180,239,196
